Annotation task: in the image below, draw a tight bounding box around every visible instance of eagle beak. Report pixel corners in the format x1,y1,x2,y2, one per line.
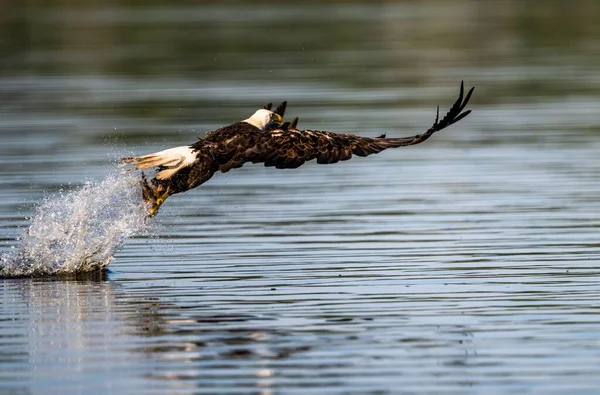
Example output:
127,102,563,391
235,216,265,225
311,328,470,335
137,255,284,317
270,113,283,127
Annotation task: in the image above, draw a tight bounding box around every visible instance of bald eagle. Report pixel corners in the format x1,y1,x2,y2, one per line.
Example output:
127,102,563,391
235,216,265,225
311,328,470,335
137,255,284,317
120,82,474,216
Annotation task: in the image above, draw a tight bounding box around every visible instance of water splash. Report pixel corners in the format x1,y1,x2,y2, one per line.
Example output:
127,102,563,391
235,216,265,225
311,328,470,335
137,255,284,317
0,173,148,277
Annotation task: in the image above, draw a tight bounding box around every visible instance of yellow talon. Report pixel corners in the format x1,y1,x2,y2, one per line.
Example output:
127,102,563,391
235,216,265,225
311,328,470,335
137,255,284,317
140,175,171,217
147,190,170,217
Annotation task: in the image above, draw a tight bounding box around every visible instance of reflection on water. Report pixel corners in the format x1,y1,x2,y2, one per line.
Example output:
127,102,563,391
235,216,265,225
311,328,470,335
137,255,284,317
1,277,165,394
2,1,600,394
1,276,480,394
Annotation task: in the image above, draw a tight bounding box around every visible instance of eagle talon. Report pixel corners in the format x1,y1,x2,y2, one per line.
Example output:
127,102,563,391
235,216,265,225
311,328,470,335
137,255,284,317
140,175,171,217
140,175,154,204
140,175,164,217
147,204,160,217
148,191,170,216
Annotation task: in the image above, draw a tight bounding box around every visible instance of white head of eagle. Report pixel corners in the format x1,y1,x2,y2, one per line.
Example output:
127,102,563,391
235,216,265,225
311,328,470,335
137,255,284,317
243,109,283,130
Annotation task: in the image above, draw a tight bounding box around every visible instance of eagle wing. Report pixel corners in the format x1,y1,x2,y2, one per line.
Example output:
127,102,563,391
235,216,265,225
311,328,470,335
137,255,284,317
242,81,474,170
263,101,288,117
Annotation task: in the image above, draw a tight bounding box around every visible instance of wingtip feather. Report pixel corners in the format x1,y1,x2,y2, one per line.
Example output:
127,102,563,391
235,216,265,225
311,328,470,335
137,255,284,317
275,101,287,117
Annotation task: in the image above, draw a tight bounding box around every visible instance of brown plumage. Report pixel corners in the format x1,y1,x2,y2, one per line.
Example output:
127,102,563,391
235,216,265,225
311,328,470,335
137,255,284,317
121,83,474,216
247,82,474,169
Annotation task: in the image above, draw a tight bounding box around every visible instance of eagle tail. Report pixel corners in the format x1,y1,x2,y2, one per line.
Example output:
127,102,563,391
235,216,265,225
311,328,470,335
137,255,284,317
119,154,179,170
118,146,196,180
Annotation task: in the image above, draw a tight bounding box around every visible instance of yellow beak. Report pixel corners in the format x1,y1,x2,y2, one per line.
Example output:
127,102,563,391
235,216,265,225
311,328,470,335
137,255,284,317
270,113,283,127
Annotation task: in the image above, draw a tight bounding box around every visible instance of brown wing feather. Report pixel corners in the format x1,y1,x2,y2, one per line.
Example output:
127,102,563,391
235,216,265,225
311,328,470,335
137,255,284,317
239,81,474,170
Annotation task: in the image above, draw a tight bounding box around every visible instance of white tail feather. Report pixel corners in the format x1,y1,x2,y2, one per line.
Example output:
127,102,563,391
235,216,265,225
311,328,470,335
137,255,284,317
156,167,180,180
119,146,196,180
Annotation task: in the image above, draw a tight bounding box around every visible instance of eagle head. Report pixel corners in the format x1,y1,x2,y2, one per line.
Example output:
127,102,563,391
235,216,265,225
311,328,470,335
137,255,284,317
243,109,284,131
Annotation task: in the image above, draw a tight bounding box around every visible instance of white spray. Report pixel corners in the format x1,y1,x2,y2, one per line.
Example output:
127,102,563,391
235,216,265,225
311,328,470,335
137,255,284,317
0,173,148,277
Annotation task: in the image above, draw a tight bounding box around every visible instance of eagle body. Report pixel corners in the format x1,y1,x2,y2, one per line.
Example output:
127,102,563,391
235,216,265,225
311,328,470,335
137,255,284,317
120,83,474,216
195,121,265,173
120,105,288,213
152,121,276,196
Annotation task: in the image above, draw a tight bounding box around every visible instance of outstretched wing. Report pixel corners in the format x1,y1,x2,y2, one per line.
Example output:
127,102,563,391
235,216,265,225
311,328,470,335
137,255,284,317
241,81,474,169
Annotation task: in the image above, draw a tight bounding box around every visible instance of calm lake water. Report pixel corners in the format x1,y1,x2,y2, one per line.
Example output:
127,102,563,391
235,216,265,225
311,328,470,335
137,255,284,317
2,1,600,394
